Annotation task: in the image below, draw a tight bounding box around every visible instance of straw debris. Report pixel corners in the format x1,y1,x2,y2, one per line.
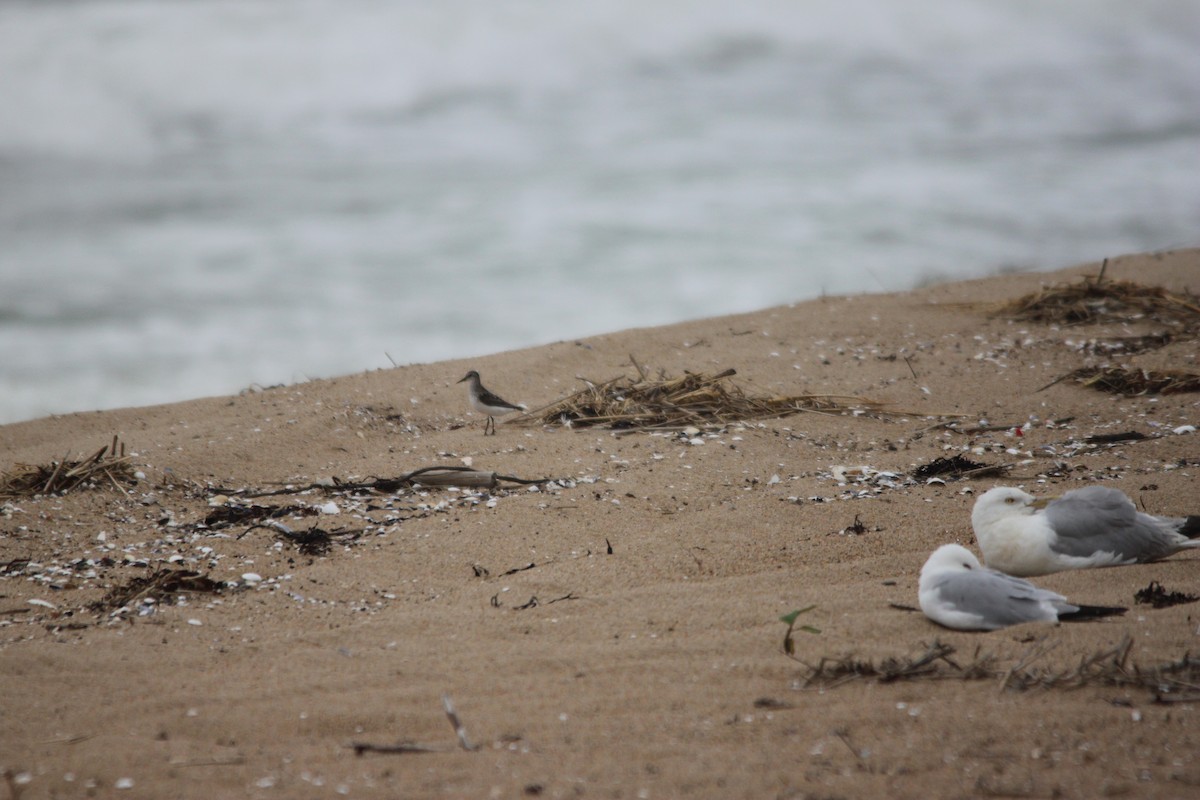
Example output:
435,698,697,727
792,635,1200,695
993,262,1200,328
1062,366,1200,396
512,361,891,431
0,436,137,498
90,569,224,614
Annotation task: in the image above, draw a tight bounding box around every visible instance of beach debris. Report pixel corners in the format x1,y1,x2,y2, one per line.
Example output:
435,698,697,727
202,502,317,530
993,261,1200,328
911,455,1009,482
1083,430,1147,444
843,514,868,535
90,569,224,615
1071,331,1177,356
1134,581,1200,609
203,465,550,500
826,465,908,494
790,635,1200,695
0,436,137,498
271,525,370,556
511,358,893,432
1042,366,1200,396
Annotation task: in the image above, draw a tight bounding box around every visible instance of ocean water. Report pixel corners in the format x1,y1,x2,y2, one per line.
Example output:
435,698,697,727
2,0,1198,425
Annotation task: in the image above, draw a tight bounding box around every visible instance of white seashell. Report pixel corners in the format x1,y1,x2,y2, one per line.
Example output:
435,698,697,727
316,501,339,515
1173,425,1196,435
241,573,263,585
28,598,56,609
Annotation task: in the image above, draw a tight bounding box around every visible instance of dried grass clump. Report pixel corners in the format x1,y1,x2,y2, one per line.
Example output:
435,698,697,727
90,569,224,614
995,267,1200,328
1066,366,1200,396
794,636,1200,696
513,362,888,431
0,436,137,497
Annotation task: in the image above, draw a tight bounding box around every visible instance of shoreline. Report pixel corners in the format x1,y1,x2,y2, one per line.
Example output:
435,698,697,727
2,249,1198,799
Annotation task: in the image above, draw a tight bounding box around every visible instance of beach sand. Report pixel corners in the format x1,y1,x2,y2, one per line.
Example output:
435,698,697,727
2,250,1198,799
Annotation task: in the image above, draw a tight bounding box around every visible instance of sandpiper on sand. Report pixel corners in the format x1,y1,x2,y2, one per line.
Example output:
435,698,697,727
457,370,524,435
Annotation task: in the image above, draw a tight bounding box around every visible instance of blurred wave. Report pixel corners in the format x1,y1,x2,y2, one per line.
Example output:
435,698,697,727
1,0,1198,423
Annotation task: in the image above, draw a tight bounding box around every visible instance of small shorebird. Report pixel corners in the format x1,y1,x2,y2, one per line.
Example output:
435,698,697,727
457,370,524,435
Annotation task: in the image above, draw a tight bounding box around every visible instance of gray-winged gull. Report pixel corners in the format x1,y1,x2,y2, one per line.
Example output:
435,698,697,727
918,544,1126,632
972,486,1199,577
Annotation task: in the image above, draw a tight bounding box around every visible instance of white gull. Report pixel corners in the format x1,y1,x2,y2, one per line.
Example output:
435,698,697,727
972,486,1200,577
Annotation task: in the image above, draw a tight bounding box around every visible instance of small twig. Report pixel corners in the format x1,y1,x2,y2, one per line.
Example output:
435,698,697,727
999,640,1057,693
168,755,246,767
833,729,865,763
351,742,446,756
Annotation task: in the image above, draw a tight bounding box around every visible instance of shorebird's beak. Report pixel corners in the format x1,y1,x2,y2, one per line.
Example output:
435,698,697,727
457,374,470,383
1030,496,1058,509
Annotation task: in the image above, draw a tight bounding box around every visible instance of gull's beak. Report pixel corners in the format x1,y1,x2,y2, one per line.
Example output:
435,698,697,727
1030,495,1058,509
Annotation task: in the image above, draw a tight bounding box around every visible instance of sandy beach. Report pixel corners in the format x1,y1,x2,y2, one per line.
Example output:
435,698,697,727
2,250,1198,799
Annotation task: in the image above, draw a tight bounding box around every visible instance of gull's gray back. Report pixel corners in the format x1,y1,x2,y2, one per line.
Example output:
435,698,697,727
1044,486,1184,562
934,569,1069,628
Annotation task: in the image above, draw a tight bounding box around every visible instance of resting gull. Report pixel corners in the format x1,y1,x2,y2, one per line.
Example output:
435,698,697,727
919,544,1126,632
972,486,1200,577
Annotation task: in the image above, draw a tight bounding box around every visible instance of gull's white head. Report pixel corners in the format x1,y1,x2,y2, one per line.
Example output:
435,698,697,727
972,487,1039,532
920,543,982,581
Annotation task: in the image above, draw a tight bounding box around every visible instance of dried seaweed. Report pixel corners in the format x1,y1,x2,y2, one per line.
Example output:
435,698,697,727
512,361,891,431
1079,332,1176,356
792,636,1200,696
1134,581,1200,609
202,503,318,530
1061,366,1200,396
272,525,367,556
90,569,224,614
912,455,1010,481
1,436,137,498
204,466,550,500
994,265,1200,327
